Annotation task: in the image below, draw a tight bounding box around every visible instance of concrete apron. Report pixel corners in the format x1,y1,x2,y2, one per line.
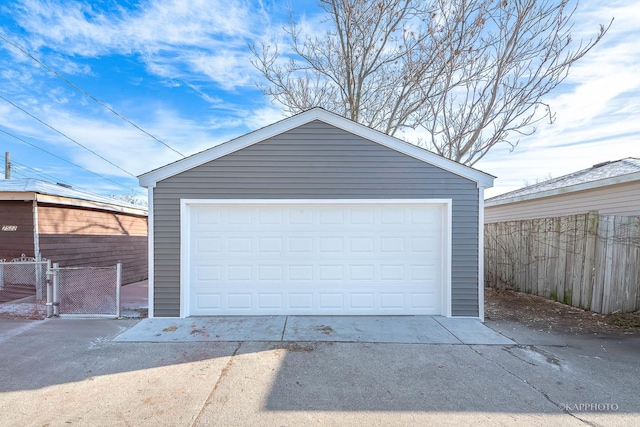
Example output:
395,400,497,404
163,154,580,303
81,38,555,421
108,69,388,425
113,315,515,345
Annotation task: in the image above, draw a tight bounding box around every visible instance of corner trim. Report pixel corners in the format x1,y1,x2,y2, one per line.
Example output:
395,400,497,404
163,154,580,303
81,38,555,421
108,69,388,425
478,187,485,321
147,186,155,318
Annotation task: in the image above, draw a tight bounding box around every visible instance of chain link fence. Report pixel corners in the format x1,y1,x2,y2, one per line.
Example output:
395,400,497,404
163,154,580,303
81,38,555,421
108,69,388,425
53,263,122,317
0,256,50,304
1,257,122,317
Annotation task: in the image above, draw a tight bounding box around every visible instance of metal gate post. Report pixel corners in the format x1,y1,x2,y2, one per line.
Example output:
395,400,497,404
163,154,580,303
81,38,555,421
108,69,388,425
52,262,60,317
116,261,122,318
46,260,53,318
35,253,42,300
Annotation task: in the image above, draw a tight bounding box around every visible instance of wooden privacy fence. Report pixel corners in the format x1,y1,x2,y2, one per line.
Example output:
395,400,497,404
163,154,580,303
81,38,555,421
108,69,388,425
485,212,640,314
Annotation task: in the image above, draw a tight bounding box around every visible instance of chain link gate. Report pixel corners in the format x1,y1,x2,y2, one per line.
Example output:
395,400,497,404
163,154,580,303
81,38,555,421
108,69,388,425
0,255,50,304
50,262,122,318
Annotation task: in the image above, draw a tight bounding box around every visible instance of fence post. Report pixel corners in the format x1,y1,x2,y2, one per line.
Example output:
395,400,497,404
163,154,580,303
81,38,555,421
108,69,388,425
116,261,122,318
46,260,53,318
35,253,42,300
52,262,60,317
0,261,4,290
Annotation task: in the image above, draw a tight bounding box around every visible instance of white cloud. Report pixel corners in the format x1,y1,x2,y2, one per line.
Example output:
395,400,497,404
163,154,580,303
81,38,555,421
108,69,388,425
0,98,229,178
243,105,287,129
10,0,271,89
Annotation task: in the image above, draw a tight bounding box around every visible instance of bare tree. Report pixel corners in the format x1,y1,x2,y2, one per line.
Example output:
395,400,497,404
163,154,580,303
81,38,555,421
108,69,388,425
251,0,610,166
108,192,148,207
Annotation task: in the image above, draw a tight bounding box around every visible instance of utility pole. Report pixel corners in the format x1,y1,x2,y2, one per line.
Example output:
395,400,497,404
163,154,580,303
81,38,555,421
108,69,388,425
4,152,9,179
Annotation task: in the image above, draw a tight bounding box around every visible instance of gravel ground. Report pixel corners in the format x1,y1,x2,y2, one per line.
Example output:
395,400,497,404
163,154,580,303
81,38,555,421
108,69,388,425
485,287,640,335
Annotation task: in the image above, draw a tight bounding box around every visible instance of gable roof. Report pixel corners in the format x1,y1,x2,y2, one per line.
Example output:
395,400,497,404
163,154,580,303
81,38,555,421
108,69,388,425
138,108,494,188
486,158,640,207
0,179,148,216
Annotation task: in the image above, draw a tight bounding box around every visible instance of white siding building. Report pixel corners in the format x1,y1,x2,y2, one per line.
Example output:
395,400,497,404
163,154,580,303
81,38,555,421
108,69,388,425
485,158,640,223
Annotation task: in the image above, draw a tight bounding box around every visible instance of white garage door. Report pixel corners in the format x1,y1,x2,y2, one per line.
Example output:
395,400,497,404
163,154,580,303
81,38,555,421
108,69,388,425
183,201,448,316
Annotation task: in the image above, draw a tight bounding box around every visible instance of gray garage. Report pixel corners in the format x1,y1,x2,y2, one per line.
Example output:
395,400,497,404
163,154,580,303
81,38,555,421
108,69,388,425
139,108,494,318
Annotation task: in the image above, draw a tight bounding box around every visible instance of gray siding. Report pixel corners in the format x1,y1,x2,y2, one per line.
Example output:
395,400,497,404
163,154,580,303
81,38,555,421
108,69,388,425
153,120,479,317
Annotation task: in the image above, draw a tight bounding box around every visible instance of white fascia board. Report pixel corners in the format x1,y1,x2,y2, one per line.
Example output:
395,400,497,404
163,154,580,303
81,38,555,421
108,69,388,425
0,191,147,216
139,108,494,188
35,194,148,216
485,171,640,207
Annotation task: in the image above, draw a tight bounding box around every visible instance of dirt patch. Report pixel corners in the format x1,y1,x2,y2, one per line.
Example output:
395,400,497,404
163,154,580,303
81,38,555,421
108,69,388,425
190,328,211,338
606,313,640,329
120,308,148,319
0,303,46,320
282,342,316,352
315,325,334,335
485,287,640,335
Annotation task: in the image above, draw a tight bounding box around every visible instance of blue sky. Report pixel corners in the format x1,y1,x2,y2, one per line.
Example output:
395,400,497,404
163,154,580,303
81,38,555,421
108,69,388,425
0,0,638,200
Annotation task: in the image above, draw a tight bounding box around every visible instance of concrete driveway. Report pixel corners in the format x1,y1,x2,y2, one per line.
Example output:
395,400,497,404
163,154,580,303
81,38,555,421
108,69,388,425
1,317,638,426
113,315,515,344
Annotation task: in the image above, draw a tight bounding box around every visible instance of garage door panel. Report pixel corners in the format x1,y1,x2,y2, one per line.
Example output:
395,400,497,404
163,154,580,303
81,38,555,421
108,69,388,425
197,294,221,309
350,293,374,308
197,237,221,253
258,294,282,308
191,286,443,315
289,293,312,309
187,202,445,316
410,292,438,309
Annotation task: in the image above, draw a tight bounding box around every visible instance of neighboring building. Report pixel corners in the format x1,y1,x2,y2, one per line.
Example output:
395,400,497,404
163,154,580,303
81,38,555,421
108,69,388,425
485,158,640,223
0,179,148,284
139,108,494,319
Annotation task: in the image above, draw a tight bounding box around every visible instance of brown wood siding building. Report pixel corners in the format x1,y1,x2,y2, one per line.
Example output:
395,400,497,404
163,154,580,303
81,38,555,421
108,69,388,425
0,200,34,260
0,180,148,285
37,204,147,284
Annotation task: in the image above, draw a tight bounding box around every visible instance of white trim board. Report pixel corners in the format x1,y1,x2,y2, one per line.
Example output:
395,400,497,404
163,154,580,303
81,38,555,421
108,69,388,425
147,186,155,318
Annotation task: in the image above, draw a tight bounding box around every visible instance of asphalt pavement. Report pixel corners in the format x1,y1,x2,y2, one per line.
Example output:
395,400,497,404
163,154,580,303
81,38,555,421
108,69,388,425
1,314,638,426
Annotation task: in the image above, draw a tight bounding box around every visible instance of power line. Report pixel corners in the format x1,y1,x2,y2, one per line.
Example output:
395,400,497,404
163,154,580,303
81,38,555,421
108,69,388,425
10,158,141,200
0,94,137,178
10,159,73,186
0,33,186,158
0,127,145,196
